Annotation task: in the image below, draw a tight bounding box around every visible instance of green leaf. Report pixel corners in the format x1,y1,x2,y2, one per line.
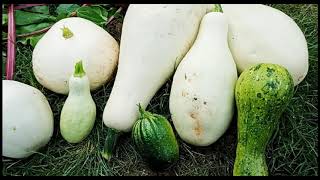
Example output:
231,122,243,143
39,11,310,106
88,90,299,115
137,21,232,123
17,34,44,48
25,5,50,14
2,14,8,25
76,5,108,27
16,22,52,35
56,4,80,16
15,10,56,26
2,32,7,40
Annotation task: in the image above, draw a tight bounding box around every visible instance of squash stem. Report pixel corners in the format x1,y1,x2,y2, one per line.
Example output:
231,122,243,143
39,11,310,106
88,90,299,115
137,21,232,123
101,128,120,161
74,60,86,77
213,4,223,13
61,26,73,39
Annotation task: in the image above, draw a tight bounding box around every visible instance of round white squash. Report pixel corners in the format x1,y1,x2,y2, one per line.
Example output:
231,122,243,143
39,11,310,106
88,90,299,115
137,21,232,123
32,17,119,94
3,80,54,158
221,4,309,86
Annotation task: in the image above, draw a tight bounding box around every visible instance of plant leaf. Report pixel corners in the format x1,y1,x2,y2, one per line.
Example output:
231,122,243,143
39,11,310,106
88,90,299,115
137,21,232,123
2,14,8,25
76,5,108,27
16,22,52,34
18,34,44,48
15,10,56,26
25,5,50,14
56,4,80,16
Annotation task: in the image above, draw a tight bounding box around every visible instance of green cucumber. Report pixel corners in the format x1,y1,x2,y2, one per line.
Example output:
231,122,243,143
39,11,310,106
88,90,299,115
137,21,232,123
132,105,179,169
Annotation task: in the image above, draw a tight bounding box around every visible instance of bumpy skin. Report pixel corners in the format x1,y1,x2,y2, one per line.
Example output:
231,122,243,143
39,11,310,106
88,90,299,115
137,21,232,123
132,107,179,169
233,63,294,176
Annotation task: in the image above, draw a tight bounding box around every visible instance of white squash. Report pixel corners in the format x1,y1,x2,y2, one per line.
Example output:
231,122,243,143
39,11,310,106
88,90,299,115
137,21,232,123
3,80,54,158
221,4,308,86
169,12,238,146
32,17,119,94
102,4,211,159
60,61,96,143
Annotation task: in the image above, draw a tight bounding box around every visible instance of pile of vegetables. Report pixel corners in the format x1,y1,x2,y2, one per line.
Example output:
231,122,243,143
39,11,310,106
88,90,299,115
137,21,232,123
2,4,309,176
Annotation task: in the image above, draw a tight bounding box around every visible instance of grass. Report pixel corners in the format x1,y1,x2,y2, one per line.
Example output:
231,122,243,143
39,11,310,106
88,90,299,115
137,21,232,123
2,4,318,176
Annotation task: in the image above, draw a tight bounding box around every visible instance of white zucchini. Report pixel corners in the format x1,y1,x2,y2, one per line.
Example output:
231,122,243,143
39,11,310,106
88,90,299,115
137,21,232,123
60,61,96,143
169,11,238,146
102,4,212,159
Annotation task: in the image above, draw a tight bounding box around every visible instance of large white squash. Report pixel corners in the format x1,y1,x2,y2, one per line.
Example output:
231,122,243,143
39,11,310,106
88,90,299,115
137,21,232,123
169,12,238,146
221,4,308,86
3,80,54,158
32,17,119,94
102,4,211,159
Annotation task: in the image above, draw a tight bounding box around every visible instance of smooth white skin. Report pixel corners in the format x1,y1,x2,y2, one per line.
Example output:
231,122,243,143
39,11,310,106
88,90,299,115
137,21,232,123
32,17,119,94
169,12,238,146
221,4,309,86
60,72,96,143
103,4,212,132
3,80,54,158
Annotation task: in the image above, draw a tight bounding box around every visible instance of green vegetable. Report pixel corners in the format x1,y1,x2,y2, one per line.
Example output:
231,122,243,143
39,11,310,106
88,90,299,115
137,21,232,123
76,5,108,27
14,10,56,26
132,105,179,169
25,5,50,14
56,4,80,18
233,63,294,176
60,61,96,143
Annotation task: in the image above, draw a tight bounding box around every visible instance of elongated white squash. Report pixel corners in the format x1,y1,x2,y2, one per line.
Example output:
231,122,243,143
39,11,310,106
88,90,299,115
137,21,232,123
60,61,96,143
221,4,308,86
102,4,211,159
169,11,238,146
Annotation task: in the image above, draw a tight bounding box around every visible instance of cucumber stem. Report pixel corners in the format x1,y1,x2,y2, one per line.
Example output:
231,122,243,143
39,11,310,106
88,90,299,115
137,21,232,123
101,128,120,161
137,104,153,120
213,4,223,13
74,60,86,77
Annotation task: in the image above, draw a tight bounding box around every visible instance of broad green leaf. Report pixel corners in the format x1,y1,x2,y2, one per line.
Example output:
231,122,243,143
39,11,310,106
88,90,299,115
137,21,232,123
2,14,8,25
17,34,44,48
76,5,108,27
56,4,80,16
15,10,56,26
26,5,50,14
16,22,52,34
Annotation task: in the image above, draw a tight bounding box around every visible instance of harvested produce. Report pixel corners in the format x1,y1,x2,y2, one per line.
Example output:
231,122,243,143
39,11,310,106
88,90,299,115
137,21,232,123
169,11,238,146
32,17,119,94
3,80,54,158
102,4,211,160
233,63,294,176
60,61,96,143
132,105,179,169
221,4,308,86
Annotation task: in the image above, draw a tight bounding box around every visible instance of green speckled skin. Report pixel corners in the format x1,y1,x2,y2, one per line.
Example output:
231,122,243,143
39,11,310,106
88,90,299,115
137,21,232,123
233,63,294,176
132,107,179,169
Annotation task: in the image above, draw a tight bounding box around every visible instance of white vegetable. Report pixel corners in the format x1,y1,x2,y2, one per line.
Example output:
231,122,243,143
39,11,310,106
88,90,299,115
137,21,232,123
221,4,308,86
60,61,96,143
169,12,238,146
101,4,211,159
32,17,119,94
3,80,54,158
